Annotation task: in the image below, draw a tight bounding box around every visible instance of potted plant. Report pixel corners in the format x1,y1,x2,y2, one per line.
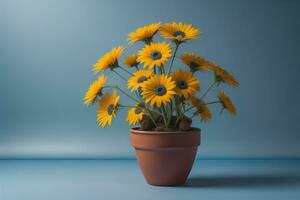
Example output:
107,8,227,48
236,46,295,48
84,22,238,186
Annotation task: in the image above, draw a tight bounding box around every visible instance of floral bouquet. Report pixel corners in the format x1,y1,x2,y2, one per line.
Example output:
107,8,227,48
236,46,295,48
84,22,238,132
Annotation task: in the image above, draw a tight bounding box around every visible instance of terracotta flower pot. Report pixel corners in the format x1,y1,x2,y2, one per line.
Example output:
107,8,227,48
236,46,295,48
130,128,201,186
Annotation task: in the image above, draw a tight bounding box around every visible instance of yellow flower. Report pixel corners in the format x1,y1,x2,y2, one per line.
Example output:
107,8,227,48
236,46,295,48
93,46,125,72
171,70,199,98
210,63,239,88
190,96,211,122
128,23,161,44
126,105,145,126
218,90,236,115
84,75,107,106
128,70,154,92
141,75,176,107
97,90,120,127
160,22,200,43
124,54,139,68
181,53,212,72
137,42,172,69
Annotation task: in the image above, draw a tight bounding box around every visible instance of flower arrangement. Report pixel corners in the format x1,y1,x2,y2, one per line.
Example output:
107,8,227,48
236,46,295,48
84,22,238,131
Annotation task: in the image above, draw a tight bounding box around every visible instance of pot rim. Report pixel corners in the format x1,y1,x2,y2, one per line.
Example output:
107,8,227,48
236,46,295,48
131,127,201,135
131,127,201,148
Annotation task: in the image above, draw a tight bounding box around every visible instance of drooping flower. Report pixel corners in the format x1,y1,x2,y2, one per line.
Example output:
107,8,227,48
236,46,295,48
127,70,154,92
126,105,145,126
93,46,125,72
124,54,139,68
141,75,176,107
97,90,120,127
160,22,200,43
210,63,239,88
218,90,236,115
190,96,211,122
128,23,161,44
171,70,199,98
84,75,107,106
137,42,172,69
181,53,212,72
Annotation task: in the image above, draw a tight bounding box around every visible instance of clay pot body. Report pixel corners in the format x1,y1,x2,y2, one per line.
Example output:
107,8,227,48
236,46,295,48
130,128,201,186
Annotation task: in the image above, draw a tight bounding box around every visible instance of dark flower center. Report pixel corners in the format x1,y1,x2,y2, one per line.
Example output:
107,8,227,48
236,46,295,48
98,90,103,97
109,60,119,70
137,87,143,94
215,74,223,82
107,104,115,115
151,51,162,60
173,31,186,38
135,107,143,114
177,80,188,89
198,105,205,113
190,62,199,70
155,85,167,96
137,76,147,83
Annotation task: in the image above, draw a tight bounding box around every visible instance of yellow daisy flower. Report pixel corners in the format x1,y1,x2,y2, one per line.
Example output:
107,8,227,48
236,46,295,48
181,53,212,72
210,63,239,88
171,70,199,98
126,105,145,126
190,96,211,122
128,23,161,44
84,75,107,106
141,75,176,107
124,54,139,68
128,70,154,92
97,90,120,127
137,42,172,69
93,46,125,72
218,90,236,115
160,22,200,43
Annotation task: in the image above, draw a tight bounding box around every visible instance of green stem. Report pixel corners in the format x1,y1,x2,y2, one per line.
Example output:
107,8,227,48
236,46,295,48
102,85,114,90
134,90,142,100
206,101,221,105
167,101,173,126
144,38,152,45
163,104,170,119
161,64,166,74
145,106,157,127
112,69,127,81
119,105,134,108
150,109,162,116
160,105,169,128
115,86,140,103
184,106,195,113
175,108,185,127
175,116,181,127
119,66,133,76
219,107,225,115
174,96,182,117
167,43,179,75
191,111,198,119
199,81,217,100
159,67,163,75
103,85,141,104
173,97,183,127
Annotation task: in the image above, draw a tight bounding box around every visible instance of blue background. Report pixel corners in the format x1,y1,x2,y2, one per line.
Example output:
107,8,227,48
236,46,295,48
0,0,299,159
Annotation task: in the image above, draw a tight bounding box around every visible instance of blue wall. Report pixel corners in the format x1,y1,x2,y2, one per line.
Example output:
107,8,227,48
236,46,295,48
0,0,299,159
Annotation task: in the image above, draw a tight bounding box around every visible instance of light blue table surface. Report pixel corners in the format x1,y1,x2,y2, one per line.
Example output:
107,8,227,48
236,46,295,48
0,159,299,200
